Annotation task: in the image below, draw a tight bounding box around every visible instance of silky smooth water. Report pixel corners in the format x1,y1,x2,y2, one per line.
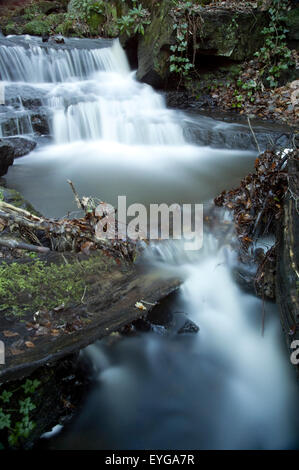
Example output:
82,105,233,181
1,36,298,450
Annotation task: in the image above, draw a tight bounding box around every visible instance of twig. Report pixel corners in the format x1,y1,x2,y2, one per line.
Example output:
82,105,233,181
0,238,50,253
0,201,40,220
81,285,87,303
140,299,158,306
67,179,85,211
247,116,261,154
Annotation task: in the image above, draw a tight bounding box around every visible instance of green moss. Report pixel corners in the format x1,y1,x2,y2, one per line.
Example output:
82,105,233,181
0,253,109,317
87,12,104,35
2,22,22,35
24,16,51,36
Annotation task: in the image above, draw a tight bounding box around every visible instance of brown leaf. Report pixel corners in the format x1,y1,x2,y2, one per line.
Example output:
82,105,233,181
51,329,60,336
3,330,19,338
25,341,35,348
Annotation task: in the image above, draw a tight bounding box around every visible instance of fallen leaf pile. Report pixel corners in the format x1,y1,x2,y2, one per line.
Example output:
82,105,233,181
207,54,299,127
214,148,298,259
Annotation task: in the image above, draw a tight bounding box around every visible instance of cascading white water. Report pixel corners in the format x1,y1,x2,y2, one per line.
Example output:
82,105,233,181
51,81,185,144
0,37,185,144
2,35,298,450
0,37,128,82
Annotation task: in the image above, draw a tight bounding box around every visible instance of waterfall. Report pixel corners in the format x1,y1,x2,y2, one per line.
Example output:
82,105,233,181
0,37,184,144
0,38,129,82
2,34,298,450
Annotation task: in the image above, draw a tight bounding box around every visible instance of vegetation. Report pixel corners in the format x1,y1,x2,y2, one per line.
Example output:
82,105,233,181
117,3,151,36
255,0,294,88
0,378,40,448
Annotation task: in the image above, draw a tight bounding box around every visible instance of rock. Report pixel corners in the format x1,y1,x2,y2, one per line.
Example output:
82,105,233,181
177,318,200,335
42,33,49,42
0,139,14,176
49,35,65,44
31,112,50,135
165,91,216,109
146,296,199,336
136,2,268,89
4,84,47,110
195,9,268,62
2,137,36,158
136,0,174,89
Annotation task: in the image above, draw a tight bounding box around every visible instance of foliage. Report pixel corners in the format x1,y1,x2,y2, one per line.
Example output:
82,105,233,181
255,0,294,88
232,78,258,108
168,0,203,81
117,2,151,36
68,0,105,22
170,21,193,78
0,379,41,448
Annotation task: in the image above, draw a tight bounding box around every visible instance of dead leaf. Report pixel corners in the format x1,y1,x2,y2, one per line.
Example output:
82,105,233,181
3,330,19,338
25,341,35,348
51,329,60,336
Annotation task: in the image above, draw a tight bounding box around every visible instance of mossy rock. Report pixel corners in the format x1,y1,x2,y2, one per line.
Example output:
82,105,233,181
136,0,173,88
197,10,268,61
25,1,65,16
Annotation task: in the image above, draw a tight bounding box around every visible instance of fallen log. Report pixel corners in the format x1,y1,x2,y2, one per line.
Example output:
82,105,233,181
276,155,299,374
0,250,180,383
0,189,181,383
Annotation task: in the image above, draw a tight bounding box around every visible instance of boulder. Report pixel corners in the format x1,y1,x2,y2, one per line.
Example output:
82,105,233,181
31,112,50,135
195,9,268,61
2,137,36,158
0,139,14,176
136,0,174,89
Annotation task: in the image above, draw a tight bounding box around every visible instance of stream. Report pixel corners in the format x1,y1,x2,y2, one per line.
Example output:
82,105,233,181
0,35,298,450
